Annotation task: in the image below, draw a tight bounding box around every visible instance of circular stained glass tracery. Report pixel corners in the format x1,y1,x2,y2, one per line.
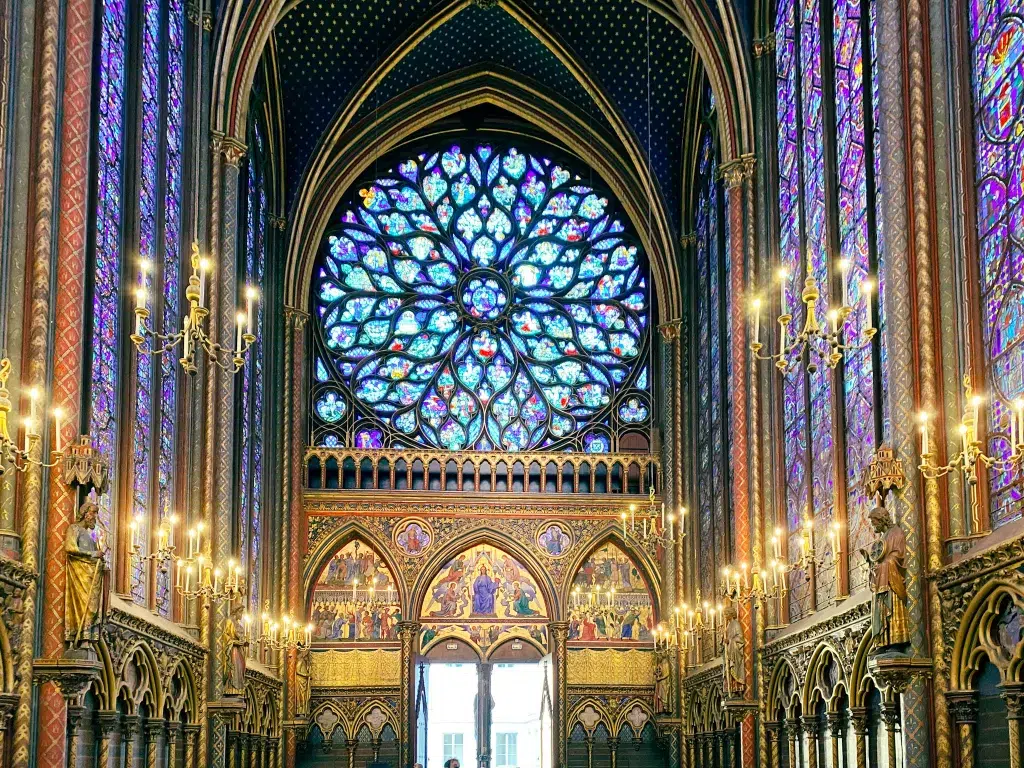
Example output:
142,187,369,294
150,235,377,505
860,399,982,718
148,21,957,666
312,143,650,452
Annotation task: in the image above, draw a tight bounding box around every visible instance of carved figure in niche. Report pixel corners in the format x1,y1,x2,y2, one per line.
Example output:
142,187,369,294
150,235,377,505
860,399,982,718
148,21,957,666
723,604,745,696
654,651,673,714
64,499,108,648
860,504,910,652
295,645,312,716
223,601,248,695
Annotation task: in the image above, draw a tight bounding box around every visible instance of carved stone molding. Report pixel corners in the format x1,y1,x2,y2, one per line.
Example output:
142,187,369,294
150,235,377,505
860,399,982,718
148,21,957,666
33,657,103,705
868,655,933,699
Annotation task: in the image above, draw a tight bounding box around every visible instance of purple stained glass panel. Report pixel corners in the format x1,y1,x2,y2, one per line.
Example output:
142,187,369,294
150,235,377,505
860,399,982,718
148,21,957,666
90,0,128,535
968,0,1024,525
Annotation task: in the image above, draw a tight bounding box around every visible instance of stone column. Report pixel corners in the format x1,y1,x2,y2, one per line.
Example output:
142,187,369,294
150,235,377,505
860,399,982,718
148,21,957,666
850,708,869,768
801,716,819,768
96,713,121,768
947,692,977,768
880,701,900,768
0,694,17,767
184,725,200,768
477,662,493,768
146,720,164,768
66,705,86,768
547,621,569,768
397,620,420,766
608,737,619,768
764,722,780,768
827,713,844,768
345,737,357,768
1003,685,1024,768
168,722,183,768
787,721,799,768
584,735,593,768
123,716,140,768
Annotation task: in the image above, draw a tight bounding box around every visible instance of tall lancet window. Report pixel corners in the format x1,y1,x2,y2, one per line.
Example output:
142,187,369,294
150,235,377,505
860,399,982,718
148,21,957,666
966,0,1024,526
92,0,187,610
775,0,884,618
692,88,730,648
239,118,270,614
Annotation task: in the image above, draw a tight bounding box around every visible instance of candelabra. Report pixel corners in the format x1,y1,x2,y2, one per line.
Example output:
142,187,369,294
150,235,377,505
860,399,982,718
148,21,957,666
918,376,1024,485
750,256,876,374
130,242,259,375
671,593,724,664
246,602,313,652
0,358,66,474
129,513,179,567
619,487,680,551
173,522,246,605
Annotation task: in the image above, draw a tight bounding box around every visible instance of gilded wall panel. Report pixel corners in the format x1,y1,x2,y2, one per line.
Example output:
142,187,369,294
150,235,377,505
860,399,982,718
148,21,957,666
311,649,401,687
566,648,655,687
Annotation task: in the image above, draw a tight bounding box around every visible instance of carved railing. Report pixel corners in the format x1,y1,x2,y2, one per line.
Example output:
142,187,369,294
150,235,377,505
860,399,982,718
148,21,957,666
303,447,660,496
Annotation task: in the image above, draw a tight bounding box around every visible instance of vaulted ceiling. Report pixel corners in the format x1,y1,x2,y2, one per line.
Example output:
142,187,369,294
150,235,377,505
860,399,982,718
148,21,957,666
272,0,704,231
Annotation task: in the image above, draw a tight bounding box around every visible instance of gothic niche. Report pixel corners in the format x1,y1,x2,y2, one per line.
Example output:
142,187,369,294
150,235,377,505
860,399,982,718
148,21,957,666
568,541,655,645
419,543,549,655
310,539,402,645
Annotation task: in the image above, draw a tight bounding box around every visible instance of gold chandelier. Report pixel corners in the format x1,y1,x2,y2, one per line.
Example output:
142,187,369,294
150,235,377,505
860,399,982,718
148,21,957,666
130,242,258,375
750,255,875,374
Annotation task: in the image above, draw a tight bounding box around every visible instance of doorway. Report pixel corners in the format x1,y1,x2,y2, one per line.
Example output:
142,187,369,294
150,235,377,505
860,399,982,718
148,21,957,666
491,662,545,768
425,663,479,767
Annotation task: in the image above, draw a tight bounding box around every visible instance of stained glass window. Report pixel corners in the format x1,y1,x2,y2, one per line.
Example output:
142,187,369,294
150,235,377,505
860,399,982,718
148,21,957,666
774,0,884,617
311,143,651,452
90,0,128,535
693,94,730,658
967,0,1024,526
91,0,186,610
239,119,269,614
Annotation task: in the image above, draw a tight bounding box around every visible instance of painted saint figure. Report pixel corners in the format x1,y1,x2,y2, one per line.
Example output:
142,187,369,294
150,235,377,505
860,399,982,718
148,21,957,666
861,504,910,651
472,564,500,615
64,500,108,648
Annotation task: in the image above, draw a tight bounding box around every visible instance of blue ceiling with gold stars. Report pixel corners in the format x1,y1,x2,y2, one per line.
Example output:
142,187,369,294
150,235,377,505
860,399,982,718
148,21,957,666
274,0,696,229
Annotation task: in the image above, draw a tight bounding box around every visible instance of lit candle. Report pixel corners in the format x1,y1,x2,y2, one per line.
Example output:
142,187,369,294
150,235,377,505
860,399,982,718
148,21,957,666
185,566,193,592
688,610,695,631
135,288,147,338
919,412,930,456
838,259,850,308
722,566,731,595
774,528,783,560
960,423,970,457
630,503,636,531
971,395,983,438
305,624,313,646
643,517,647,537
752,297,762,346
187,528,195,558
176,559,184,588
771,562,779,591
28,387,39,423
213,568,221,594
621,512,627,541
674,606,680,629
779,268,789,316
667,513,675,541
740,562,749,589
235,312,246,356
830,522,840,557
609,587,615,606
829,308,839,336
805,517,814,554
195,522,203,555
199,257,211,308
661,502,665,529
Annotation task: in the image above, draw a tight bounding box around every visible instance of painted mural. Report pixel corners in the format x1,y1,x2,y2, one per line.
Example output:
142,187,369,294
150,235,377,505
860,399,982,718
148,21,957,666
419,544,548,653
310,539,401,644
568,541,655,646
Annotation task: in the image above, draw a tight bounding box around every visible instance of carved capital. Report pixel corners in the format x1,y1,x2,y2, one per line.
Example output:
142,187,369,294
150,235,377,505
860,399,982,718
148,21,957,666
211,132,247,167
679,232,697,248
1003,683,1024,719
868,654,932,697
753,33,777,57
800,715,819,738
268,215,287,231
658,320,682,343
716,155,756,189
849,707,869,736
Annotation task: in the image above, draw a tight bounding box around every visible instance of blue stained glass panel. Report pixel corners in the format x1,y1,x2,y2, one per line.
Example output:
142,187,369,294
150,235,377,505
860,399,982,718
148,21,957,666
968,0,1024,525
313,144,650,451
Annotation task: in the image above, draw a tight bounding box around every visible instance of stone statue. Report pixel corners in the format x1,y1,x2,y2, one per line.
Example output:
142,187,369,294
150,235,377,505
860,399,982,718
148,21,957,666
723,604,745,696
653,651,673,714
223,601,248,695
64,500,108,648
861,504,910,652
295,644,312,716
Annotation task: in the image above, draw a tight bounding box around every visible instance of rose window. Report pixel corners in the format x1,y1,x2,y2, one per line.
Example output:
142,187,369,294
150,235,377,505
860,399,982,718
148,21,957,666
311,143,651,452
